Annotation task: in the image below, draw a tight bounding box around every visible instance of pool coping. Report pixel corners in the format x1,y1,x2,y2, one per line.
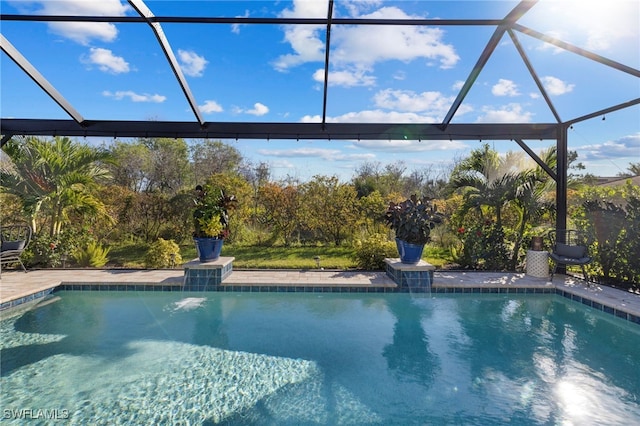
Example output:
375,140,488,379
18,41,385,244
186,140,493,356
1,269,639,326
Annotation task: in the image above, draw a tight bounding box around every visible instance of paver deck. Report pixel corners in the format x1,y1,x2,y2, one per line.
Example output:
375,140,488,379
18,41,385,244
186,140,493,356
1,267,639,320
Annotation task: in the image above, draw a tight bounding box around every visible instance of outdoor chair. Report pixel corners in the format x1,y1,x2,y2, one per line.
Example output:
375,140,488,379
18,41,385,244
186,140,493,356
548,229,592,283
0,224,32,274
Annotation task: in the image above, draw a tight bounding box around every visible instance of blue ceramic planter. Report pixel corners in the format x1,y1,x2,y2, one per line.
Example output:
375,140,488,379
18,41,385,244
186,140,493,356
194,238,224,262
395,238,425,264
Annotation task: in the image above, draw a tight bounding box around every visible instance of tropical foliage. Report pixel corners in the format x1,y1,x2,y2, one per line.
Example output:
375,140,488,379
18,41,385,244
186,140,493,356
1,136,112,236
73,241,110,268
449,144,556,271
144,238,182,269
571,181,640,287
192,182,237,239
385,195,443,245
352,233,397,269
1,136,638,289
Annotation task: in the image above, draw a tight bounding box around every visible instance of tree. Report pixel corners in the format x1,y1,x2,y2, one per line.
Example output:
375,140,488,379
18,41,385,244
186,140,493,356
142,137,191,194
107,137,191,194
301,175,359,246
352,161,384,198
257,182,302,246
357,190,387,234
449,144,520,230
449,145,527,270
1,136,112,236
352,161,407,199
507,147,557,268
239,160,271,223
403,166,450,200
617,162,640,178
190,139,243,183
106,140,151,192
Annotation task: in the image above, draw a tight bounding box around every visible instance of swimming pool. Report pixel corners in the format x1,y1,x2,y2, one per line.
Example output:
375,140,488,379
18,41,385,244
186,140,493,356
1,291,639,425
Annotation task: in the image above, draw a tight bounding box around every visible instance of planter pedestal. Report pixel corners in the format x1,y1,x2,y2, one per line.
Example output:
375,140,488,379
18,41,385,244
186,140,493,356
526,250,549,278
384,258,435,292
183,256,234,290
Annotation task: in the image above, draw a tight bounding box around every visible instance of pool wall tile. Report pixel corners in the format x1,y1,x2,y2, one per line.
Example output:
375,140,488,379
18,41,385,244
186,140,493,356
615,310,628,320
0,287,56,312
6,269,640,327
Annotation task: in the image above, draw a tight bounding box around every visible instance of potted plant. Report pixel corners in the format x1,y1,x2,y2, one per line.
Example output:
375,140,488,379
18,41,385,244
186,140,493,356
385,195,444,264
192,184,237,262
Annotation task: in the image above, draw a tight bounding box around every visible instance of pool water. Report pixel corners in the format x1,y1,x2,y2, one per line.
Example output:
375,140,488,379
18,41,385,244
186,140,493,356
1,291,639,425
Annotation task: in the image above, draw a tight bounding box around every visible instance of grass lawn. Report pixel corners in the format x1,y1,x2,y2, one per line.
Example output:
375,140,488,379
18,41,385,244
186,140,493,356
224,245,356,269
109,242,453,270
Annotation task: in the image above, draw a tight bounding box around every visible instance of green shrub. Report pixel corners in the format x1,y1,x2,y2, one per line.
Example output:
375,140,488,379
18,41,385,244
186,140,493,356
73,241,110,267
27,228,95,267
145,238,182,268
352,233,397,270
453,221,510,270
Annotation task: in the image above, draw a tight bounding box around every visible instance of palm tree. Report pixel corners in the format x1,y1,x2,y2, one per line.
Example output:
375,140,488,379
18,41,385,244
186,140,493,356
1,136,112,236
450,144,520,229
509,148,557,265
451,145,558,270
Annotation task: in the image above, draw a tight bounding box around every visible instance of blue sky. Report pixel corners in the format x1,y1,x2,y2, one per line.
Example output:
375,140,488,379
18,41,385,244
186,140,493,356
1,0,639,181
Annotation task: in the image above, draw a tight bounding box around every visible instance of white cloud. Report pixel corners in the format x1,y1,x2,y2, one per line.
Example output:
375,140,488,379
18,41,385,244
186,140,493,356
178,50,208,77
18,0,130,45
353,139,467,152
85,48,129,74
312,68,376,87
301,110,438,124
231,10,250,34
331,7,459,69
102,90,166,103
258,147,375,162
578,133,640,160
272,0,326,71
301,96,473,123
274,2,459,71
541,76,575,95
475,103,533,123
452,80,465,91
198,100,223,114
246,103,270,116
272,26,325,71
269,159,297,171
373,89,457,117
393,71,406,81
314,88,473,123
492,79,520,97
541,2,639,52
339,153,377,161
51,22,119,45
340,0,384,17
535,30,567,55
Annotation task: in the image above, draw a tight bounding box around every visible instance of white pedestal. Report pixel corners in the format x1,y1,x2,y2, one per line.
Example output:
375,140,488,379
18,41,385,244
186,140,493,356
526,250,549,278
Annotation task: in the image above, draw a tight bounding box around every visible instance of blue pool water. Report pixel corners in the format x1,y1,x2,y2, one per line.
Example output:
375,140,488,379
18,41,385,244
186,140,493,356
1,291,639,425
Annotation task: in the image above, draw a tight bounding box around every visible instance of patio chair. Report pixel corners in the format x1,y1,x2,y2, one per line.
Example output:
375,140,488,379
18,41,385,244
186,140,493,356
548,229,592,283
0,224,32,274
